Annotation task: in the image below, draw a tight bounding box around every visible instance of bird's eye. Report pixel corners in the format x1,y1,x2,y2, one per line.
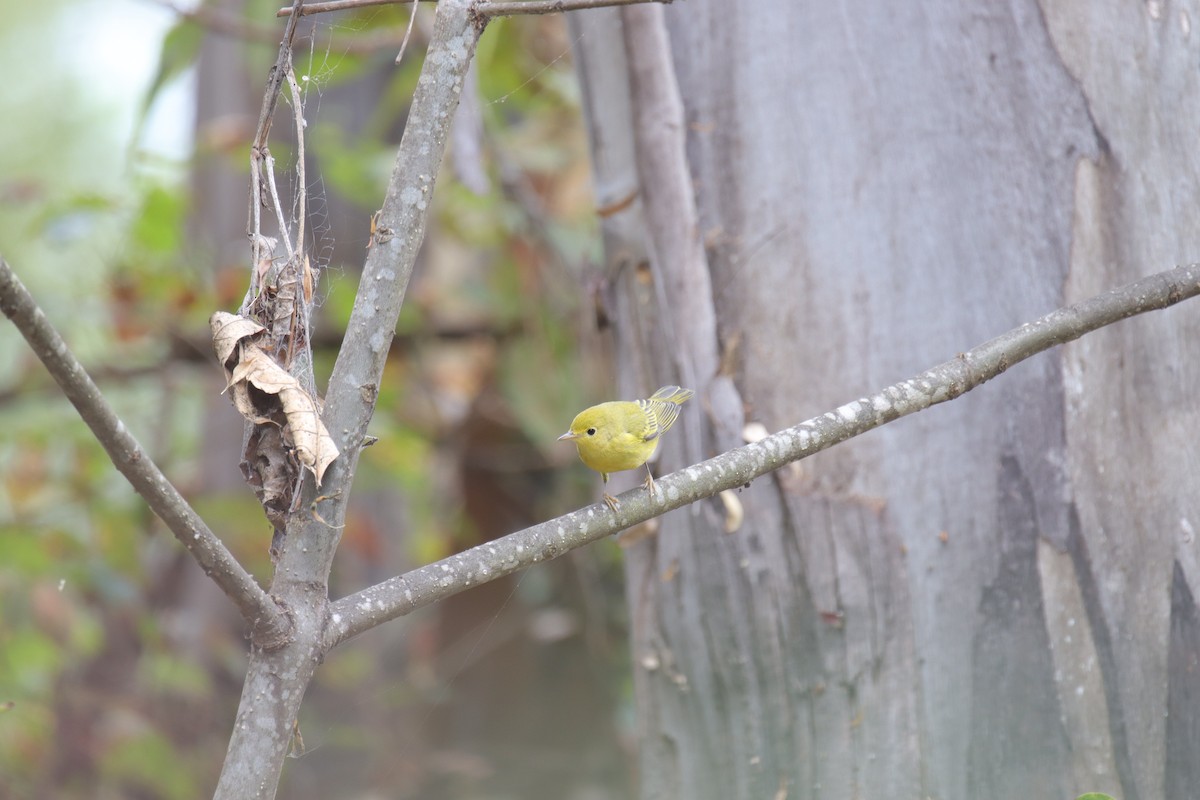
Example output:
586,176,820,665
586,428,596,436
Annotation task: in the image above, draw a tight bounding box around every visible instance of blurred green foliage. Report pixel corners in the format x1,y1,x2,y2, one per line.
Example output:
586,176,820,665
0,1,628,798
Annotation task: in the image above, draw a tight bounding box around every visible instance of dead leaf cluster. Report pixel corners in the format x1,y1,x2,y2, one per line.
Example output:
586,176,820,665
210,312,339,530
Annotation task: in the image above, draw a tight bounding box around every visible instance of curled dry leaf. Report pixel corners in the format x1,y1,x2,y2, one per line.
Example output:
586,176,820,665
209,311,339,486
243,424,292,534
235,349,338,484
719,489,744,534
211,311,265,369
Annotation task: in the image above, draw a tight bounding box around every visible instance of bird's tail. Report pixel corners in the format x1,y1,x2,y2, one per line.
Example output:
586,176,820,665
648,385,695,406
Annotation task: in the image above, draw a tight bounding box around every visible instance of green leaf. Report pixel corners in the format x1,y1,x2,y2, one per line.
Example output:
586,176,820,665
131,183,185,255
135,19,203,140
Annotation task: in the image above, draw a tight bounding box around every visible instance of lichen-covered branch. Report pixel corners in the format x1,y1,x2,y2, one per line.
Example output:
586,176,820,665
0,258,292,649
324,262,1200,648
308,0,481,545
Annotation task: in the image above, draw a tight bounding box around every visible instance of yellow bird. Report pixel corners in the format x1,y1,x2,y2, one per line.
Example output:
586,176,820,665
558,385,695,510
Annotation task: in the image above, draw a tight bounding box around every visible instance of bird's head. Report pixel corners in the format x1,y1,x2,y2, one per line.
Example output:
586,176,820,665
557,407,607,444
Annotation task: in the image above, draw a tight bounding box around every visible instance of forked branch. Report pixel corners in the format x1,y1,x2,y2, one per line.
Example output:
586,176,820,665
323,262,1200,648
0,258,292,649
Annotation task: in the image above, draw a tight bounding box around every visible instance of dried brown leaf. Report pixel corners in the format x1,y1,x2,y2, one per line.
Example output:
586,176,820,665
281,385,339,485
211,313,339,485
210,311,266,370
236,344,338,485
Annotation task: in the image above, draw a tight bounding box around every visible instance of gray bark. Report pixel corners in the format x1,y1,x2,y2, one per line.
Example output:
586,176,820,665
574,1,1200,798
212,2,482,795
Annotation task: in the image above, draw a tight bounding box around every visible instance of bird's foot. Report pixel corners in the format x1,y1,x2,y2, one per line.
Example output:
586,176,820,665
643,472,658,498
603,493,620,511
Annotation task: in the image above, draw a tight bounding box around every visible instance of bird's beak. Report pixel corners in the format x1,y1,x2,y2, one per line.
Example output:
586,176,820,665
557,431,580,441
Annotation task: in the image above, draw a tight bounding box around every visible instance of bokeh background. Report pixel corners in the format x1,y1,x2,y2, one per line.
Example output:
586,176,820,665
0,1,630,797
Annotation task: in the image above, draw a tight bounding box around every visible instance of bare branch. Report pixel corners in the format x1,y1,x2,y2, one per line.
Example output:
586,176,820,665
0,258,292,649
325,263,1200,648
285,66,308,260
247,0,305,274
477,0,671,17
307,0,481,543
395,0,421,64
277,0,670,18
252,2,305,155
278,0,435,16
263,149,296,262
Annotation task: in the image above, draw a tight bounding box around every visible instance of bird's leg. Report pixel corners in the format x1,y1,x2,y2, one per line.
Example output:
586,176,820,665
602,473,620,511
643,465,657,498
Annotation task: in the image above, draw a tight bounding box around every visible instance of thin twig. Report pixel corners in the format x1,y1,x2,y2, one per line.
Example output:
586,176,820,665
286,66,308,257
253,2,305,154
249,169,265,287
395,0,421,63
248,0,306,271
283,64,316,380
477,0,670,17
279,0,435,16
324,263,1200,648
264,149,297,262
277,0,669,17
0,258,293,649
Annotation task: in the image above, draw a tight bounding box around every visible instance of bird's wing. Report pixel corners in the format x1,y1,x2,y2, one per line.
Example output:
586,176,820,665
654,401,681,433
637,399,682,442
634,399,662,442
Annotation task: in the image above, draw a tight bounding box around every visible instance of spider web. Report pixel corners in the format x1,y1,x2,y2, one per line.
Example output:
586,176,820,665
241,11,369,390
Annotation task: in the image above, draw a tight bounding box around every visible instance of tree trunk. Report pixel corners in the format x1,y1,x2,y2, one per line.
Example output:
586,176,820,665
573,2,1200,798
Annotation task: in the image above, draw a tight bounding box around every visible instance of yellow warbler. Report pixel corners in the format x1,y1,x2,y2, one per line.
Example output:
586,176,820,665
558,385,695,510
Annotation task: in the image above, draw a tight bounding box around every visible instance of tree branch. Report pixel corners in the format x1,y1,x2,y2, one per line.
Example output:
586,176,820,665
278,0,435,16
297,0,481,562
246,0,305,287
251,0,305,156
325,262,1200,648
277,0,670,17
476,0,672,17
0,258,293,649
